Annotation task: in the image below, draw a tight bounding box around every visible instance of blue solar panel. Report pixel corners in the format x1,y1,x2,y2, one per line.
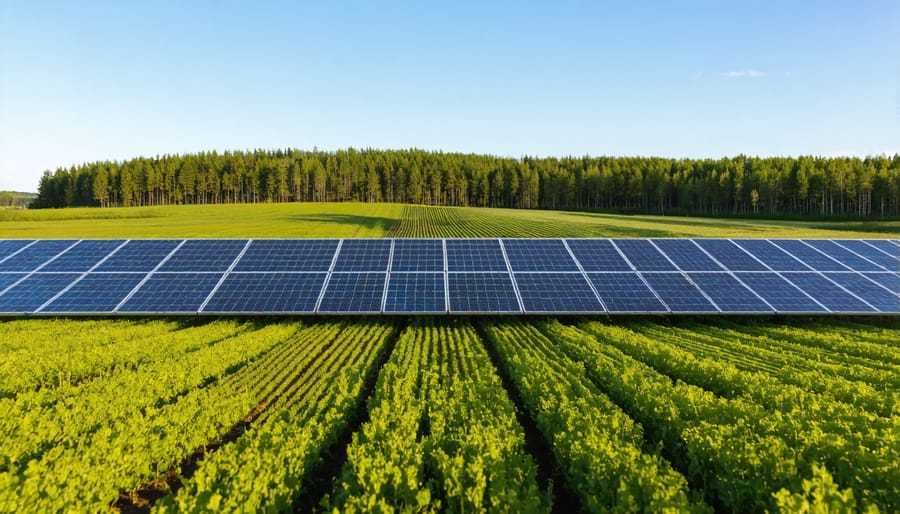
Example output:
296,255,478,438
159,240,247,272
802,240,887,272
203,272,325,313
832,241,898,270
733,240,812,271
688,273,772,312
0,240,34,261
652,239,723,271
39,240,124,272
823,273,898,313
860,273,899,294
94,240,182,272
587,273,667,312
234,240,338,272
514,273,602,312
641,273,718,312
566,239,632,271
332,239,392,272
446,239,507,272
0,273,26,293
0,273,81,313
391,240,444,272
779,272,875,312
447,273,520,313
318,272,386,312
613,239,677,271
384,273,446,312
694,239,768,271
503,239,579,272
0,240,76,272
40,273,145,313
864,239,900,256
118,273,222,313
734,272,826,312
768,240,849,272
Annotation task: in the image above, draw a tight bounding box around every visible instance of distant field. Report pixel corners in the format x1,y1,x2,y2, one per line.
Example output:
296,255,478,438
2,202,898,238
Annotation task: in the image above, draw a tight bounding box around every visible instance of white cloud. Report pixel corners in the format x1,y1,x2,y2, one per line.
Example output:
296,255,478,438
722,69,768,78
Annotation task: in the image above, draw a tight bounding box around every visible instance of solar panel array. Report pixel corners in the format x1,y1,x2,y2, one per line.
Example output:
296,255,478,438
0,238,896,315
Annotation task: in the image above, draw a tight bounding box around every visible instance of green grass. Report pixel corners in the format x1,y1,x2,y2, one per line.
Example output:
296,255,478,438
1,202,897,239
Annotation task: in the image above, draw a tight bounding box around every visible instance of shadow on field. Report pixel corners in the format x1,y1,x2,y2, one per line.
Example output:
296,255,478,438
285,214,397,235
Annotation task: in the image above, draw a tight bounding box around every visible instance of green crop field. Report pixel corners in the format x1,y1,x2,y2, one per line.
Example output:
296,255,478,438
1,203,898,513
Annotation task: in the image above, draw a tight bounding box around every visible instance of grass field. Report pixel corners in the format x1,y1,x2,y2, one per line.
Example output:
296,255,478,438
0,203,898,513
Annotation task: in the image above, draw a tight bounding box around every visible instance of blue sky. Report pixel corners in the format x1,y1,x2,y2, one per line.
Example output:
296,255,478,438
1,0,898,192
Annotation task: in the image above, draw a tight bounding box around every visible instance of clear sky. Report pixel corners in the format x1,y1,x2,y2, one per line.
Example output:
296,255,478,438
1,0,898,192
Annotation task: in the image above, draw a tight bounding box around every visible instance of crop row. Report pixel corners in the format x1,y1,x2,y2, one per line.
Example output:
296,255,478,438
388,205,611,238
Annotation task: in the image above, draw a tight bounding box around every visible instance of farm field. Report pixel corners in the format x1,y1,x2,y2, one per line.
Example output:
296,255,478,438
0,203,898,512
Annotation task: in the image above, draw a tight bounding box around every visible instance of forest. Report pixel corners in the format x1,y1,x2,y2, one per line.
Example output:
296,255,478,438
28,148,900,218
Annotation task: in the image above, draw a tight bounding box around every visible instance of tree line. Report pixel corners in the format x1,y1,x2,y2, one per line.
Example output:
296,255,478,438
28,148,900,217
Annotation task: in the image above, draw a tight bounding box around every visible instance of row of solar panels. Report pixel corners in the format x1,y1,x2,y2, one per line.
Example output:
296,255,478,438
0,238,896,315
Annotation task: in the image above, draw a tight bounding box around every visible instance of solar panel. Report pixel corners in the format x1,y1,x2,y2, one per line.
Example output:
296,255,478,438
613,239,677,271
802,240,887,271
688,273,772,312
652,239,723,271
332,239,391,272
383,273,446,313
234,240,338,272
447,272,520,313
587,273,667,312
117,273,222,313
40,273,145,313
0,240,77,272
94,240,182,272
446,239,507,272
514,273,602,313
733,272,826,313
0,273,81,313
640,273,718,312
733,240,812,271
203,272,325,313
694,239,768,271
861,273,899,294
822,273,898,313
566,239,632,271
864,239,900,256
0,240,34,261
0,273,25,293
781,272,875,312
503,239,579,272
159,240,248,272
832,240,898,270
391,240,444,272
317,272,386,313
39,240,125,272
768,240,849,271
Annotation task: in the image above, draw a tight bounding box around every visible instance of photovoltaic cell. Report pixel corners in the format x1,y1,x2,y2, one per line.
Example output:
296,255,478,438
203,272,325,313
514,273,602,312
318,272,386,312
833,240,898,270
94,240,182,272
641,273,717,312
688,273,771,312
332,239,392,272
234,240,338,272
391,240,444,272
0,240,34,261
613,239,677,271
781,272,875,312
40,240,124,272
446,240,507,272
652,239,723,271
0,273,81,313
734,272,826,312
694,239,768,271
861,273,899,294
0,240,76,272
823,273,899,312
0,273,26,293
447,273,520,313
118,273,222,313
802,240,887,271
768,240,848,271
503,239,579,272
864,239,900,256
733,240,811,271
159,239,247,272
41,273,145,313
566,239,632,271
384,273,446,312
587,273,667,312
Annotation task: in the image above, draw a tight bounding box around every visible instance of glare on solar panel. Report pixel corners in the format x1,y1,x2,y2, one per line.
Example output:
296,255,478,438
613,239,677,271
514,272,603,312
565,239,632,271
447,272,520,313
384,273,446,312
502,239,579,272
203,272,326,313
587,272,667,312
640,273,718,312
